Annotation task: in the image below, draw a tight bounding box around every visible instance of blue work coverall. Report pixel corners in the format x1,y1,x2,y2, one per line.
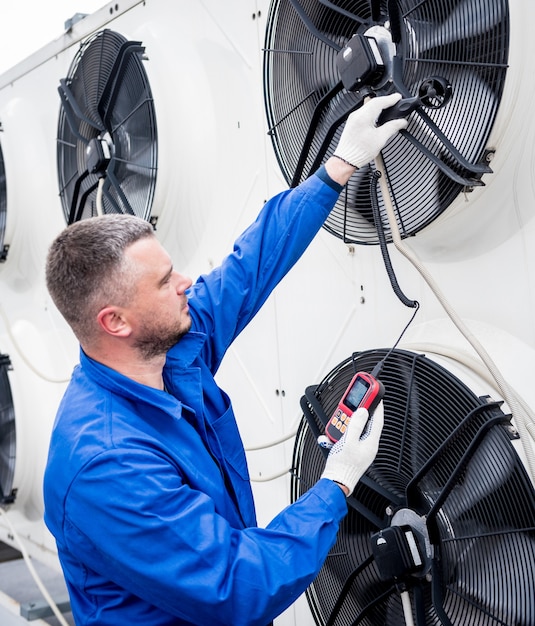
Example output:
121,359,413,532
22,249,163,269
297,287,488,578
43,167,349,625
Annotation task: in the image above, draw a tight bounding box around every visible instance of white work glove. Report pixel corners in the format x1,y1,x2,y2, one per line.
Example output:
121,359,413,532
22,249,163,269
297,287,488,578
321,402,384,495
333,94,408,169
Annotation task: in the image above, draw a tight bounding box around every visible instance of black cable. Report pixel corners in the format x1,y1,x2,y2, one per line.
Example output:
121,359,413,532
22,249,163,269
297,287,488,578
370,169,418,310
369,169,420,377
371,303,419,378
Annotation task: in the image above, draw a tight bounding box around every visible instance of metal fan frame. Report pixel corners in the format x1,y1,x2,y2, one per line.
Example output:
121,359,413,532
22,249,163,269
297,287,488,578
294,348,535,625
0,139,7,262
0,354,15,505
263,0,510,245
56,29,158,224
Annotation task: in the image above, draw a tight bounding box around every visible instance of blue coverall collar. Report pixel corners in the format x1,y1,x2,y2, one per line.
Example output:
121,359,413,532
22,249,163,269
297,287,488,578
79,331,206,390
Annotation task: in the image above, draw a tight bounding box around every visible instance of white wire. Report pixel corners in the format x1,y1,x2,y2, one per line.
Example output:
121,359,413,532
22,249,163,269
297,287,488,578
244,428,297,452
401,341,535,422
0,507,70,626
96,177,104,216
374,153,535,481
401,590,416,626
245,428,297,482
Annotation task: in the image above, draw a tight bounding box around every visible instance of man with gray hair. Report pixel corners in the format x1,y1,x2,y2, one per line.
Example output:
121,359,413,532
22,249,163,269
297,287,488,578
44,94,406,625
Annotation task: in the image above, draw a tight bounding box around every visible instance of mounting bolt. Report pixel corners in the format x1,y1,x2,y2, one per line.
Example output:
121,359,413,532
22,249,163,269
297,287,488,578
484,148,496,163
506,424,519,438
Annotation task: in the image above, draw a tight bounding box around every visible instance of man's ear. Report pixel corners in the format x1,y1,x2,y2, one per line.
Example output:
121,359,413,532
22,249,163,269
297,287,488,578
97,306,132,338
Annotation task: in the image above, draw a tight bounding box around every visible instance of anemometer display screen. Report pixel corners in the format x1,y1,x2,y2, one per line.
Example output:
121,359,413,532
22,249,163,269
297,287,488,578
345,377,370,411
325,371,384,443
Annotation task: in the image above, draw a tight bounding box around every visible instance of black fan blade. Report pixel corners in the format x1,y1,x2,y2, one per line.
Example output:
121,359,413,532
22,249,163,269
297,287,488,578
98,40,145,127
387,0,402,44
370,0,381,22
288,0,342,51
58,79,105,141
317,0,367,25
264,0,367,186
420,0,507,51
432,426,517,518
444,533,535,625
66,31,129,133
57,29,157,223
101,166,136,215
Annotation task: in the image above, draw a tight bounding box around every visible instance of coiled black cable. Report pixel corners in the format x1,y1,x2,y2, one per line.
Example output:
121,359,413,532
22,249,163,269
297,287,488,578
370,169,419,310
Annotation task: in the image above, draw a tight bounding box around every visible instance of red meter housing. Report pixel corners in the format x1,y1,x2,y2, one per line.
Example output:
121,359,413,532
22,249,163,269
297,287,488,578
325,371,385,443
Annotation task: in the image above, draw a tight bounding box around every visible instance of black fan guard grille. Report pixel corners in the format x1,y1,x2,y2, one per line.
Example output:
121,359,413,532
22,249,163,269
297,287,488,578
0,140,6,260
293,348,535,625
264,0,510,244
57,29,158,224
0,355,15,504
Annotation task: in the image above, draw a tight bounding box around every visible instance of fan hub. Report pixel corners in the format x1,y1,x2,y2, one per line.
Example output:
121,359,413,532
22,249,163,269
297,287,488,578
85,135,112,175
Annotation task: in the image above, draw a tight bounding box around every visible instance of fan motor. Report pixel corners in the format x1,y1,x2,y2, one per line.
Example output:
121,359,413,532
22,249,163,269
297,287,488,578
337,34,385,92
371,508,431,582
85,136,112,175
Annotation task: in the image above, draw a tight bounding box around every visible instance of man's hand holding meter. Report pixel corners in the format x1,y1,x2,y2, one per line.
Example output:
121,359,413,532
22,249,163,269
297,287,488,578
321,402,385,496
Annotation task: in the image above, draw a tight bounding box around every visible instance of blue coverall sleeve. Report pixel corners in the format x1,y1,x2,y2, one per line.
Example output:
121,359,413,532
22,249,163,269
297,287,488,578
65,449,347,626
188,171,341,371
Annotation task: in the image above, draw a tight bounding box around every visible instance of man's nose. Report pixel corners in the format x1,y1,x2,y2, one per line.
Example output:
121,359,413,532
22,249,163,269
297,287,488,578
175,273,193,293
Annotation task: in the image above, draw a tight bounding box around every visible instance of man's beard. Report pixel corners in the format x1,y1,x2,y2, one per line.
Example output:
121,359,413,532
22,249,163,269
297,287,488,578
133,316,192,360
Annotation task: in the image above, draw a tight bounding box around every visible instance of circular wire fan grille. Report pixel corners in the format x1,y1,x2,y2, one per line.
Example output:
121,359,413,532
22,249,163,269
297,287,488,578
57,29,158,224
263,0,509,244
0,140,6,259
294,349,535,625
0,355,15,504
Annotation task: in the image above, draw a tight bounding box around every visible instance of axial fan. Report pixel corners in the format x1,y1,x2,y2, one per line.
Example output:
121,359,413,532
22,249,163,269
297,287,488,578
294,348,535,625
0,138,7,261
57,29,158,224
0,355,15,505
263,0,509,244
